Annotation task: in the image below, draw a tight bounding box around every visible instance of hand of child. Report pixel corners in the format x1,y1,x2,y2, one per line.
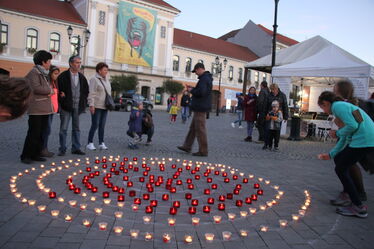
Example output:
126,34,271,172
318,153,330,160
90,106,95,114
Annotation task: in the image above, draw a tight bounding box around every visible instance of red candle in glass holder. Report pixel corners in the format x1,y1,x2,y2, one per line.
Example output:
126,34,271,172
123,157,128,161
123,176,128,181
236,200,243,207
155,181,161,186
110,168,115,173
233,189,240,195
66,178,72,184
112,186,119,192
69,184,75,190
139,177,145,182
218,203,225,211
149,178,154,184
245,197,252,204
103,191,110,198
171,164,176,169
191,199,199,206
204,189,211,195
145,205,153,213
170,187,176,193
214,171,220,175
188,184,194,190
169,207,178,215
176,180,182,185
254,183,260,189
222,172,228,177
219,195,225,201
120,161,125,166
147,187,154,193
128,165,133,169
173,201,181,208
191,170,196,174
227,193,233,199
204,172,209,177
188,207,196,214
150,200,158,207
119,166,125,171
89,172,95,178
224,178,230,183
251,194,258,201
127,181,133,187
143,193,150,200
74,188,81,194
143,171,148,176
111,162,117,167
106,173,112,178
146,183,152,188
233,175,238,180
49,192,56,198
85,183,92,189
172,175,178,179
185,193,192,200
186,165,191,170
118,188,125,194
257,189,263,195
194,175,200,180
186,178,192,184
92,187,98,193
177,167,183,172
207,197,214,204
235,184,242,189
107,183,113,188
118,195,125,202
114,171,120,175
243,178,249,183
95,171,100,176
134,198,141,204
102,164,107,169
129,190,136,197
207,178,213,183
86,167,91,172
124,169,128,173
133,157,137,161
162,194,169,201
95,159,100,164
203,205,211,213
211,184,218,189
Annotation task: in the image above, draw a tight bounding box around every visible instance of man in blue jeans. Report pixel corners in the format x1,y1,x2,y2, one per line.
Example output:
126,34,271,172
231,93,244,128
57,56,89,156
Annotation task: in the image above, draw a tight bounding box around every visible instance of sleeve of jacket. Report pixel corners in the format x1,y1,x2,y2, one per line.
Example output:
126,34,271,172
88,77,97,107
281,93,289,120
190,79,209,98
81,74,89,99
26,71,51,95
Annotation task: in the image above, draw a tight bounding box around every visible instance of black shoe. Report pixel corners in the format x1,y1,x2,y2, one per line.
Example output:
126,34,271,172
192,152,208,157
273,147,279,152
244,136,252,142
58,151,66,156
21,158,33,164
72,150,85,155
31,157,47,162
262,145,268,150
177,146,191,153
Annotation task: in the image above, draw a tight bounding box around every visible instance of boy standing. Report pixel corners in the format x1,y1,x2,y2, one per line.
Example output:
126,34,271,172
263,100,283,151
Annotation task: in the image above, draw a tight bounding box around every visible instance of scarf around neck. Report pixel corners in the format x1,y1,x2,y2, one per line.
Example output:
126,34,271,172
36,65,49,77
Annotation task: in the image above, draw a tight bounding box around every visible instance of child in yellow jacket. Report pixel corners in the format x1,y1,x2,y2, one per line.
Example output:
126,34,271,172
169,101,180,123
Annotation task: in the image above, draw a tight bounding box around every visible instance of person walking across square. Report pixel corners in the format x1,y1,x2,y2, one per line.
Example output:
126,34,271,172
177,63,212,156
57,56,89,156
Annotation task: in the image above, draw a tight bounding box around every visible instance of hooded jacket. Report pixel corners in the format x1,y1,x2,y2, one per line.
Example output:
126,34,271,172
190,71,213,112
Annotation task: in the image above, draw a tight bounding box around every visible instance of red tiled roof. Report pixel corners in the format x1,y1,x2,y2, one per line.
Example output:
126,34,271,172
173,28,258,62
257,24,298,46
143,0,180,12
0,0,86,25
218,29,240,41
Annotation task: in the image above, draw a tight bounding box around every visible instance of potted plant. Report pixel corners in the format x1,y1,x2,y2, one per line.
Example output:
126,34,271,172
27,47,37,54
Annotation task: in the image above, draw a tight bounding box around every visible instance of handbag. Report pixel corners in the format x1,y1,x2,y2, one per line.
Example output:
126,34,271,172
98,78,115,111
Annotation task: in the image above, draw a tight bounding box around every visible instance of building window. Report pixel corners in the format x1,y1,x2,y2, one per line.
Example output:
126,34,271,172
185,57,192,72
172,55,179,71
254,71,259,88
26,28,38,50
70,36,79,56
161,26,166,38
0,23,8,45
228,66,234,81
211,63,218,76
99,11,106,25
49,33,60,53
238,68,243,83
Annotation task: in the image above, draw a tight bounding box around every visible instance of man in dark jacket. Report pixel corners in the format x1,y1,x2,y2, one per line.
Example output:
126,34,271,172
57,56,89,156
178,63,212,156
256,81,270,142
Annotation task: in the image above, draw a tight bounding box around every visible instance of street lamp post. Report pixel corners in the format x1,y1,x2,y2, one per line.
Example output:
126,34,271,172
271,0,280,68
215,56,227,116
67,25,91,56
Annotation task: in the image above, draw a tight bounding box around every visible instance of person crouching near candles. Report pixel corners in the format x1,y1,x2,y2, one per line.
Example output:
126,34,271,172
317,91,374,218
127,102,143,149
263,100,283,151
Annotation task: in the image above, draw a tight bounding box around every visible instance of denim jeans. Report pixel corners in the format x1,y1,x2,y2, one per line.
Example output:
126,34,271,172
246,121,255,137
41,114,54,149
181,106,189,122
233,110,243,126
59,108,81,152
88,108,108,144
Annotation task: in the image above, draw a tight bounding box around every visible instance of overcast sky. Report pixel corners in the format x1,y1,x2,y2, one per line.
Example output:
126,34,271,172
166,0,374,65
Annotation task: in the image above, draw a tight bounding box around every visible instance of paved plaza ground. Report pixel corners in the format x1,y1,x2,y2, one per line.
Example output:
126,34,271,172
0,110,373,249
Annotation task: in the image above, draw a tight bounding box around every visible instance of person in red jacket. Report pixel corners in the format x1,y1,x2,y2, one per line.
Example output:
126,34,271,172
243,87,257,142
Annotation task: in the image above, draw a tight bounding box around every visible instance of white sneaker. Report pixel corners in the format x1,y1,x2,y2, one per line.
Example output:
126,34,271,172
231,122,235,128
99,143,108,150
86,143,96,150
239,125,243,129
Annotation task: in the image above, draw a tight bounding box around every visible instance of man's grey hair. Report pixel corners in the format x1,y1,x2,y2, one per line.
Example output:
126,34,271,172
69,55,81,65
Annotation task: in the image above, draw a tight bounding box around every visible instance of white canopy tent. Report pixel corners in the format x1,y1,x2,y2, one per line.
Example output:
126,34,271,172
245,36,374,100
